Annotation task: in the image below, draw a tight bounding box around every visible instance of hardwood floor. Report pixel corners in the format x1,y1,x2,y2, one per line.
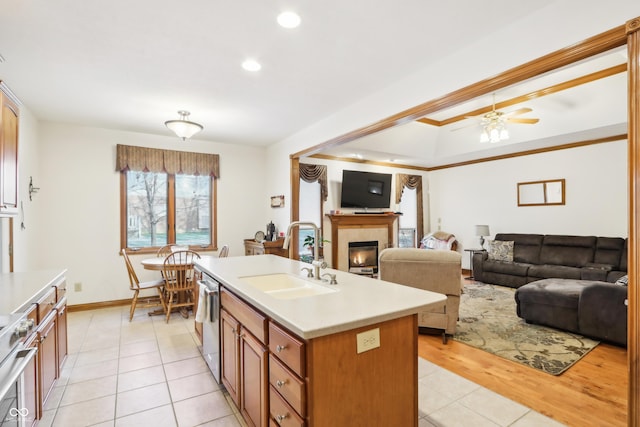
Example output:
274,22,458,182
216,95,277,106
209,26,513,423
418,330,628,426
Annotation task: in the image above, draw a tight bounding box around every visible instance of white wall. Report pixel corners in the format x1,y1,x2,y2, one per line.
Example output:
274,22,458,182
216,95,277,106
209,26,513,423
28,123,267,305
429,140,628,269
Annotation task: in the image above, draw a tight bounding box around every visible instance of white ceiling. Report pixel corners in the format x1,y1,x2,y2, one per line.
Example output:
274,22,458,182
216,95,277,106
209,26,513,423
0,1,628,167
319,48,629,168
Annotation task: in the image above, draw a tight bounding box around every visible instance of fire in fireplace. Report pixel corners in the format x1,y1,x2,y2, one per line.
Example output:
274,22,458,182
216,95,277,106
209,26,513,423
348,241,379,274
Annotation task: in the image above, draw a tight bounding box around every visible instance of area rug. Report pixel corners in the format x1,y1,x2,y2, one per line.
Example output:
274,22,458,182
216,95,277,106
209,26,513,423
454,283,599,375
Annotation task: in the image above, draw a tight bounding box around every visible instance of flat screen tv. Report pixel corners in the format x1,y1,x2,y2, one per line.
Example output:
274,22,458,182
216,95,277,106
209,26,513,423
340,170,392,210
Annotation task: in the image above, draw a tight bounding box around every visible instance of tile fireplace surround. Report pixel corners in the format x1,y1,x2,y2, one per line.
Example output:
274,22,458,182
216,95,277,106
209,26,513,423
324,213,400,271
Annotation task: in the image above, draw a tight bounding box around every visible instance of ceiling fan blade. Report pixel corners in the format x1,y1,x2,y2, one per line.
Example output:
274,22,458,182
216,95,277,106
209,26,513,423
507,117,540,124
503,107,533,117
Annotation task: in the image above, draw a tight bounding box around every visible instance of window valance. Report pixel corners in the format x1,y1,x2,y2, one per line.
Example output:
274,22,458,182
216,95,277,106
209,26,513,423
395,174,421,203
299,163,328,201
116,144,220,177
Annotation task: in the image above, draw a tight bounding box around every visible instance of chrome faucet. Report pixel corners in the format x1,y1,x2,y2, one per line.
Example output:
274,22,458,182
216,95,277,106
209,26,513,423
283,221,327,279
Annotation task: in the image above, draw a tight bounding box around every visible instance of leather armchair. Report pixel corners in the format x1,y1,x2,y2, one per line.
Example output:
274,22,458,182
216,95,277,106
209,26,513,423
378,248,463,340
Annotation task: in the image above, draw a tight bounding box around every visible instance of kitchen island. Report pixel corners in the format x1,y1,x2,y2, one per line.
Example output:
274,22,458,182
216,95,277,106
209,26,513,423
196,255,446,427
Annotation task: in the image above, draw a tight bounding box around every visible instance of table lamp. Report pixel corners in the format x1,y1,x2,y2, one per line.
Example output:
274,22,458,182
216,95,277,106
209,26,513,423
475,225,490,249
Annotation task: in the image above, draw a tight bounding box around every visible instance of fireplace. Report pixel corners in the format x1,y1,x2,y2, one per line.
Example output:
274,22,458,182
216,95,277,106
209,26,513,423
348,241,379,274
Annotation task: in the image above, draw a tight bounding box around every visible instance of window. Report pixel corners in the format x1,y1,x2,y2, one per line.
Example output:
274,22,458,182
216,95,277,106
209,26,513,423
396,174,423,248
123,171,215,252
298,179,322,262
117,144,218,253
398,187,417,247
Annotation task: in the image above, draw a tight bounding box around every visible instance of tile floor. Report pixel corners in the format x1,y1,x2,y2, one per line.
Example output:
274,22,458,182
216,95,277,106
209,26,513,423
36,306,565,427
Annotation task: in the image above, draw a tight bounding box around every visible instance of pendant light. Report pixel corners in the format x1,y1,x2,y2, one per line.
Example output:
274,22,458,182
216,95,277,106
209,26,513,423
165,110,203,141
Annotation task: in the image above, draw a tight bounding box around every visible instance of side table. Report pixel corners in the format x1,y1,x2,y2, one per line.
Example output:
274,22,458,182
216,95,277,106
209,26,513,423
464,248,485,280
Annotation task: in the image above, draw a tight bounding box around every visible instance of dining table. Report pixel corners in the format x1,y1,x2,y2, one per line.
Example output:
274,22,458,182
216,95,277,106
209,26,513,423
140,256,195,271
140,255,198,318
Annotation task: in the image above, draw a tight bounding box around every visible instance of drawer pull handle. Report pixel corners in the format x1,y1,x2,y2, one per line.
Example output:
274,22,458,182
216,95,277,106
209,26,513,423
276,379,287,388
276,414,288,422
276,344,287,353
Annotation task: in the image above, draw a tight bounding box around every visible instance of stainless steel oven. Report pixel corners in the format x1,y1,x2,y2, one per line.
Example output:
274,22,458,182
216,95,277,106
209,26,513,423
198,272,220,383
0,313,37,427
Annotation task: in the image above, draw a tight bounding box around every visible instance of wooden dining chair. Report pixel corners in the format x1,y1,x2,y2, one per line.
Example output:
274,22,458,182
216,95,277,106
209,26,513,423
162,250,201,323
122,249,167,322
219,245,229,258
156,244,176,258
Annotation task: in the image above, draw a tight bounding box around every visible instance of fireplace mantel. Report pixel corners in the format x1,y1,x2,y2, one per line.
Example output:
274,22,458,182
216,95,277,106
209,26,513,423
325,213,400,271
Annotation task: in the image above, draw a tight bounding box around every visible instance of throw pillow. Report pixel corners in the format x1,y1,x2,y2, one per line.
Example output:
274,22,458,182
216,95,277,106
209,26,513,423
488,240,514,262
615,275,628,286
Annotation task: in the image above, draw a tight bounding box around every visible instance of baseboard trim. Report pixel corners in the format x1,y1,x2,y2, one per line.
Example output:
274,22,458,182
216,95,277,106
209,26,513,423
68,299,131,312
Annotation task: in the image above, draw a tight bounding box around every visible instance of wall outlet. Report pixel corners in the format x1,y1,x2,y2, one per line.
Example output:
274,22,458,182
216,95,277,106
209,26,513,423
356,328,380,354
74,282,82,292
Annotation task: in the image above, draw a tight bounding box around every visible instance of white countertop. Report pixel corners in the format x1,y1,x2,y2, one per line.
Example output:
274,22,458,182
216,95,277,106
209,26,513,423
0,269,67,314
195,255,446,339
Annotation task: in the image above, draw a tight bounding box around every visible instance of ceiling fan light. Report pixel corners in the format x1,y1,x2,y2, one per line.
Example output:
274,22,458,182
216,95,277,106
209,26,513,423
480,131,489,143
499,128,509,140
165,110,203,141
489,128,500,143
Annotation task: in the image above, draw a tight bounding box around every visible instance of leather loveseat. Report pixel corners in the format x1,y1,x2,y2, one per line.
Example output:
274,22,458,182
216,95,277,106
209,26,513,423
472,233,627,288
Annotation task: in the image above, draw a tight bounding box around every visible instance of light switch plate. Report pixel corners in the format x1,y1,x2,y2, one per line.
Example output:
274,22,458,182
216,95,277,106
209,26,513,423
356,328,380,354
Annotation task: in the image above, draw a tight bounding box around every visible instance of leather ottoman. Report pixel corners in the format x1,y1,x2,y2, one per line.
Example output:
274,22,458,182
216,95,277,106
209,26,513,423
514,278,592,334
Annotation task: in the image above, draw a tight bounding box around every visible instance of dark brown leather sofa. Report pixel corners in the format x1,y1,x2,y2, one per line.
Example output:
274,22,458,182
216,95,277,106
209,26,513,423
472,233,627,287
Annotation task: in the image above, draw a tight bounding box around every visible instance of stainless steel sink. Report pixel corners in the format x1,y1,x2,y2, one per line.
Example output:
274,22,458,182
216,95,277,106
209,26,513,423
239,273,337,299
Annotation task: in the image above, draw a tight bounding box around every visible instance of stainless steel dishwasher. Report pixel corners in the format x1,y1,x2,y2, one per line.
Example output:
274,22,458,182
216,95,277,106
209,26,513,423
198,272,220,383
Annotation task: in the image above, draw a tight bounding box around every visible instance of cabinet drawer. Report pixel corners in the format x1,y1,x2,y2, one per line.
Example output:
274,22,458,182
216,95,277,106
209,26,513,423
270,386,305,427
37,287,57,323
221,288,268,344
56,280,67,301
269,322,305,377
26,303,38,328
269,354,306,417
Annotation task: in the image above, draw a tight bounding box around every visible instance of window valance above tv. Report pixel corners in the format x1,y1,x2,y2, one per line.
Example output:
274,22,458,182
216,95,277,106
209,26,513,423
115,144,220,177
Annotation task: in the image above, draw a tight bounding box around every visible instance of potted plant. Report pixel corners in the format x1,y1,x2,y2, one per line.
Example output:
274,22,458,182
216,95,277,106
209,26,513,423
303,235,330,257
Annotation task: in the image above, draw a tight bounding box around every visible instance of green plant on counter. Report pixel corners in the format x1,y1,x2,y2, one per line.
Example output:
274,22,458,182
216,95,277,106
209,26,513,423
303,235,330,250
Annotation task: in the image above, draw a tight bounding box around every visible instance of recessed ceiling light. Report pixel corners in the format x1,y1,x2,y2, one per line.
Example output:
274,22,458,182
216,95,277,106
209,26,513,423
242,59,262,72
277,11,301,29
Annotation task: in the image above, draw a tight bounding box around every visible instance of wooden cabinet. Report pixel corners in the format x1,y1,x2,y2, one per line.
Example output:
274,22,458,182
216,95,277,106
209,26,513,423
244,239,288,258
218,286,418,427
268,323,306,425
56,297,68,372
220,288,269,427
221,308,240,405
37,310,57,409
240,326,269,426
21,278,68,422
0,82,19,215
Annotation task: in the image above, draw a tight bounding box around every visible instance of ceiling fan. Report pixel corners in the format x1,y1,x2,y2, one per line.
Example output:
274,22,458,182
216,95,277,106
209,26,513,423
471,94,540,143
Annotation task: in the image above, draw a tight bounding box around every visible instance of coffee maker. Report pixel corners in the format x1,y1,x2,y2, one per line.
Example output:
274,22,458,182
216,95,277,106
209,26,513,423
266,221,276,241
